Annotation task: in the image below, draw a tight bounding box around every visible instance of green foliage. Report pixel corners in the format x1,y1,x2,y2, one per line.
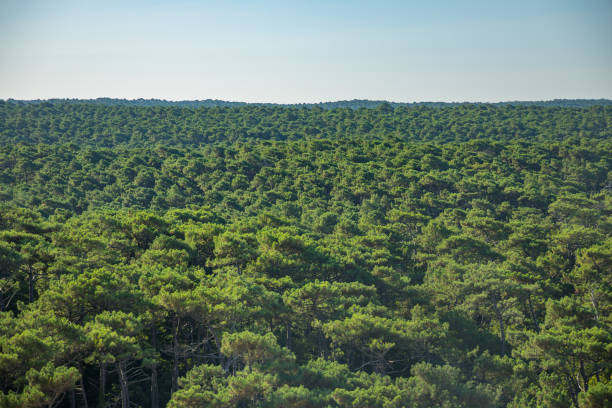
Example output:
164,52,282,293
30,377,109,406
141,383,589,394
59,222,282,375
0,102,610,407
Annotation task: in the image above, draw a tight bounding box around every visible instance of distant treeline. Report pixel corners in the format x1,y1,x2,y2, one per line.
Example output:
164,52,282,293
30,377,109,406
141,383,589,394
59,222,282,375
1,102,611,148
3,97,612,109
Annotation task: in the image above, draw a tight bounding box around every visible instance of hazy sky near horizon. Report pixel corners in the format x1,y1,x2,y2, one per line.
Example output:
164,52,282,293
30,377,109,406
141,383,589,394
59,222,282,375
1,0,611,103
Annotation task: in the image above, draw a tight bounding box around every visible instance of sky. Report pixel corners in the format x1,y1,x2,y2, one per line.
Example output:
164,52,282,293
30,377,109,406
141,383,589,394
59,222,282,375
1,0,611,103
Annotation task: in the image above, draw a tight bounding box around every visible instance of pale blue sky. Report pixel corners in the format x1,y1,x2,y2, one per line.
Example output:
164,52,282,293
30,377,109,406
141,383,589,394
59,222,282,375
1,0,611,103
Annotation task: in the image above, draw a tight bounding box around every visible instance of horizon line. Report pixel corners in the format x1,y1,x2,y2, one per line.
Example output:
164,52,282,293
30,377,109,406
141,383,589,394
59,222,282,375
3,97,612,105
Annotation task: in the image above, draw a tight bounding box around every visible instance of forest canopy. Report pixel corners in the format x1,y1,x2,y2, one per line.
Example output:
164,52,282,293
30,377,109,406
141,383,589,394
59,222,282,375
0,102,610,407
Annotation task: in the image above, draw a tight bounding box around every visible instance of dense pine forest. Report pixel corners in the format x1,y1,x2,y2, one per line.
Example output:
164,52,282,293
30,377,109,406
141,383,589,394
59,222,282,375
0,101,610,407
5,98,612,109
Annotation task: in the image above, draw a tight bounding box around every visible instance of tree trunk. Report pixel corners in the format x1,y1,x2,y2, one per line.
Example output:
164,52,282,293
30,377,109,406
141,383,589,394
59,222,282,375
196,325,205,365
493,301,506,355
527,294,539,331
566,372,579,408
589,286,600,321
28,264,34,303
78,362,89,408
98,363,106,408
151,327,159,408
48,392,66,408
118,361,130,408
172,316,180,393
579,360,589,393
